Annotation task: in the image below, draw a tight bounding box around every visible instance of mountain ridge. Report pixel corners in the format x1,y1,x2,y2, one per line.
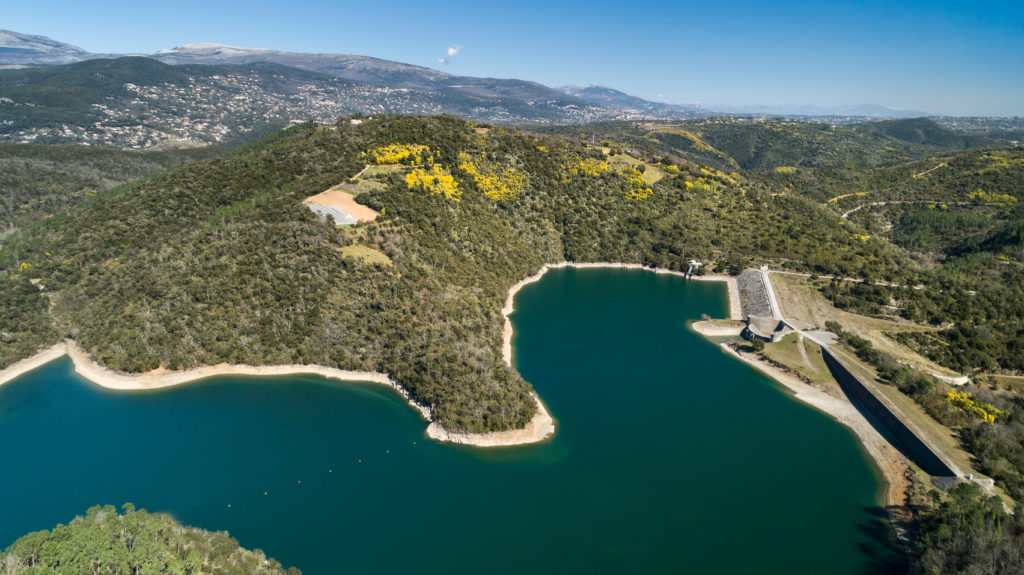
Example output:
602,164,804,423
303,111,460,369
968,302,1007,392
0,29,938,120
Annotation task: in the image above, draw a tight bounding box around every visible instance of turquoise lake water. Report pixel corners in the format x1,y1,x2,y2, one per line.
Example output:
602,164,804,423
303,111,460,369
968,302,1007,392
0,268,904,573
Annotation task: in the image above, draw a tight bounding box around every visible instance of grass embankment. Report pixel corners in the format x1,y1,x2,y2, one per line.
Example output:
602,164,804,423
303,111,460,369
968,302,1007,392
340,244,392,265
763,333,838,386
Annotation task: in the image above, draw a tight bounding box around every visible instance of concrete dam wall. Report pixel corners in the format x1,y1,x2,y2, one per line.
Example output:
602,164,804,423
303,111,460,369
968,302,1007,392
821,348,958,478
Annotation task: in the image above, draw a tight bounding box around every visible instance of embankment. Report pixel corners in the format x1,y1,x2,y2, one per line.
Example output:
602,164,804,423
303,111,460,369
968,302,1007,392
821,347,959,478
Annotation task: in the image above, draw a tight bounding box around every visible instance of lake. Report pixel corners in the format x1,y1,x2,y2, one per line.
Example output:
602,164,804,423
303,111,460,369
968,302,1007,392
0,267,904,573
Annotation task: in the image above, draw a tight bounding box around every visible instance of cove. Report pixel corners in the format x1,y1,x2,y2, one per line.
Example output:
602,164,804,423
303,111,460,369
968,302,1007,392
0,267,904,574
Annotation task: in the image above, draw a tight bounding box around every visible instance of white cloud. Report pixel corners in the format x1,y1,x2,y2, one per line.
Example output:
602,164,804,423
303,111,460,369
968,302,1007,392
438,44,462,65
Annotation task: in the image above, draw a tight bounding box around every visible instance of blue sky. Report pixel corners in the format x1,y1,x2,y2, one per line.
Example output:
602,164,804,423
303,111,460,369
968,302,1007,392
7,0,1023,115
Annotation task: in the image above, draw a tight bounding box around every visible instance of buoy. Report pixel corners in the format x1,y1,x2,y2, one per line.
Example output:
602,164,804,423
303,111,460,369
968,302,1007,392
227,504,231,508
329,469,333,473
264,491,268,495
358,459,362,463
298,480,301,484
386,450,390,454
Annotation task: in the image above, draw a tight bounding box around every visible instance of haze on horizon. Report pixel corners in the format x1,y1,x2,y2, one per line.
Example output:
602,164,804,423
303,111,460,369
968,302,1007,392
6,0,1023,117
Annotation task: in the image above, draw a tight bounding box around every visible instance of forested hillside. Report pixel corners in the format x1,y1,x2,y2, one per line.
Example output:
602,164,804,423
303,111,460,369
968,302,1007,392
530,117,996,172
815,148,1024,374
0,143,220,235
0,504,299,574
0,115,901,432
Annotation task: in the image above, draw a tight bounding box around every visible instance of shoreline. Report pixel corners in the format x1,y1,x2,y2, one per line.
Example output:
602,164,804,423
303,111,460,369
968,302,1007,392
0,340,551,447
501,261,741,363
2,261,737,448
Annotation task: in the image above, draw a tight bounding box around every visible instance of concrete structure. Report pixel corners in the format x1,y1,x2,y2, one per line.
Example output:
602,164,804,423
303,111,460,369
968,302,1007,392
306,202,358,225
742,316,816,343
743,315,789,342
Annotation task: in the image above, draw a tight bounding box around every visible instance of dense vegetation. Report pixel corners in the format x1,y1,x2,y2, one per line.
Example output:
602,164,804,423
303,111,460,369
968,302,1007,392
916,483,1024,575
0,504,299,574
0,143,219,235
818,148,1024,374
529,117,997,172
0,115,906,432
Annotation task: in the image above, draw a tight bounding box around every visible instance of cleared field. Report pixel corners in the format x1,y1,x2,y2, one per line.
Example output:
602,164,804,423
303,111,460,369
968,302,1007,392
303,189,379,224
340,244,392,265
764,333,839,386
602,149,666,184
362,164,406,177
771,273,960,377
988,374,1024,393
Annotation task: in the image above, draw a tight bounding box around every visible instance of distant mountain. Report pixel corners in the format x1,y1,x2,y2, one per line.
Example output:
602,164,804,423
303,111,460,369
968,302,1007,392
711,103,930,119
0,29,92,66
151,43,451,91
0,57,619,147
151,43,587,106
0,28,973,147
557,85,705,118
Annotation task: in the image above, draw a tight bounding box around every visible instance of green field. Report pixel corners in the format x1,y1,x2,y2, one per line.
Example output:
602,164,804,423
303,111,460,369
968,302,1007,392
763,333,838,386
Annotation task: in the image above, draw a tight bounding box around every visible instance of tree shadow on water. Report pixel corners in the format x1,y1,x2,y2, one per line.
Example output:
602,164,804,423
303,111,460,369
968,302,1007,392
857,506,909,575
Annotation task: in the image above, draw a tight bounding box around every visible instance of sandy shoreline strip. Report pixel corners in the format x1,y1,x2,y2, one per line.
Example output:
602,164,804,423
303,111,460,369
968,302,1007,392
0,343,68,388
0,340,550,447
690,321,744,337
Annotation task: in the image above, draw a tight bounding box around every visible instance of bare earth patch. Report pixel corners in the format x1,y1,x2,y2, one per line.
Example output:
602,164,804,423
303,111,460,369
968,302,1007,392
303,189,379,224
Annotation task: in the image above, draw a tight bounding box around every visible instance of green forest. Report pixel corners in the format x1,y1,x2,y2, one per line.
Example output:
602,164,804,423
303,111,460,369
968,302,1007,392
0,504,299,575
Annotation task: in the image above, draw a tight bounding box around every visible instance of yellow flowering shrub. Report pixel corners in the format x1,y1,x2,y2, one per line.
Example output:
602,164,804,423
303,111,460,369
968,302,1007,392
621,167,653,201
774,166,797,174
457,153,528,201
366,144,432,165
572,158,613,177
685,179,717,193
946,390,1004,423
968,189,1018,207
405,165,461,201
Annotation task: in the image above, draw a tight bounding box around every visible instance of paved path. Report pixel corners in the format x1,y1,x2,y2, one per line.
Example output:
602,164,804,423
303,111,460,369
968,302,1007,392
759,267,783,319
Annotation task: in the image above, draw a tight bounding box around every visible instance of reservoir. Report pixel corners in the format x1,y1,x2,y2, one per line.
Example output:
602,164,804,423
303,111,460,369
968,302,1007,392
0,267,903,573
